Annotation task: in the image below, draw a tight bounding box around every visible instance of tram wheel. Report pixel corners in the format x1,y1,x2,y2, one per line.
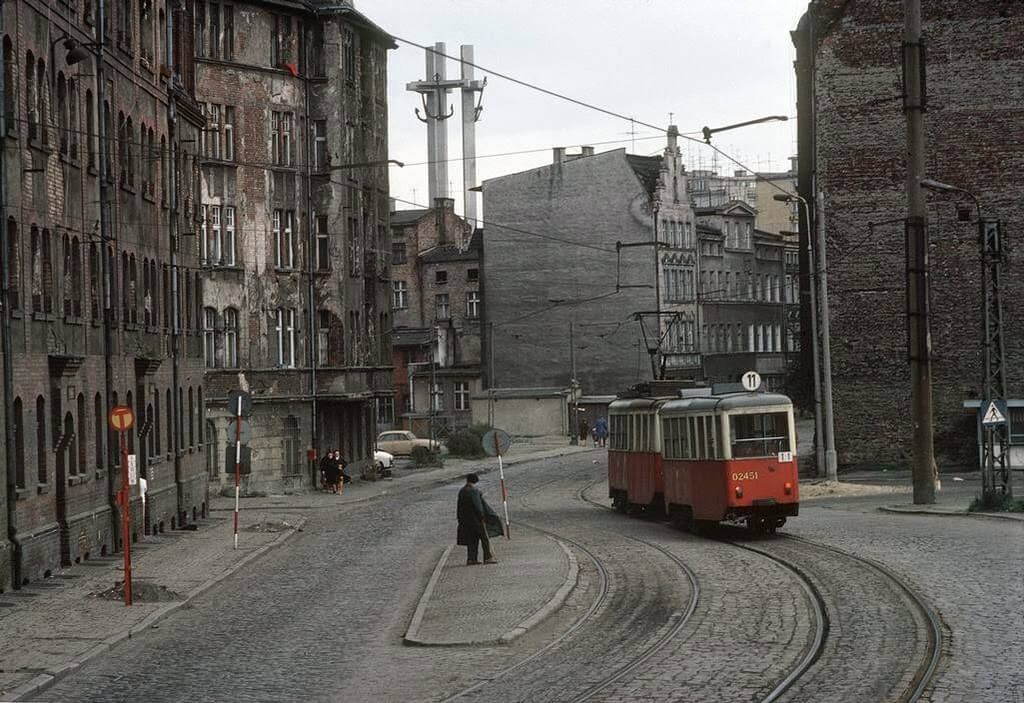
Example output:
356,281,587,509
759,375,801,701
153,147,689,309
612,495,627,514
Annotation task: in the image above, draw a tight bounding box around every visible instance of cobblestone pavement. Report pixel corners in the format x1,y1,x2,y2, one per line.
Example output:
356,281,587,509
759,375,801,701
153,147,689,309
31,451,1024,702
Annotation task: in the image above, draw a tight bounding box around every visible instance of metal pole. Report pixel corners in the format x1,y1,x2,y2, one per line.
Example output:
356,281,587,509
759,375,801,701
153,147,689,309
569,320,578,445
429,326,436,445
233,396,241,549
816,191,838,481
904,0,937,503
801,197,825,476
488,321,495,427
119,430,133,605
494,434,510,539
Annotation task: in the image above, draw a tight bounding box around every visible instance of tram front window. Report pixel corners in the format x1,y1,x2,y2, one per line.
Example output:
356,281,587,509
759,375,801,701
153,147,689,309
730,412,790,458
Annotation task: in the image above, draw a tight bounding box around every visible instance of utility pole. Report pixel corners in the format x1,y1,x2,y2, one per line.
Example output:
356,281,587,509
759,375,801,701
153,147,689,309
816,192,838,481
429,325,437,446
904,0,938,503
488,322,495,427
569,321,578,445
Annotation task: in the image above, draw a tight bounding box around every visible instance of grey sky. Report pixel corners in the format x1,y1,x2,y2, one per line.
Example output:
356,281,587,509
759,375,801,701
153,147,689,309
366,0,807,215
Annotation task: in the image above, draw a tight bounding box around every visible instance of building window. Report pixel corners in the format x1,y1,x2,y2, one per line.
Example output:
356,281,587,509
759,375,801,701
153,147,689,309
281,415,299,475
223,106,234,160
204,306,217,367
224,307,238,367
432,383,445,411
202,204,236,266
343,28,356,82
312,119,327,171
271,111,293,166
435,293,449,320
467,268,478,282
271,14,294,68
377,397,394,426
205,420,217,477
312,310,328,366
435,270,447,284
391,242,406,265
6,219,18,311
36,395,47,485
455,382,470,411
13,397,24,488
276,307,295,367
315,213,329,270
94,393,104,470
466,291,480,319
273,209,295,268
393,280,408,309
3,38,14,133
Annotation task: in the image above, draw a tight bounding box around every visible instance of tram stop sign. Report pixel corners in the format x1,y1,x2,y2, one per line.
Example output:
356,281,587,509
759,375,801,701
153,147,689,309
482,429,512,457
108,405,135,433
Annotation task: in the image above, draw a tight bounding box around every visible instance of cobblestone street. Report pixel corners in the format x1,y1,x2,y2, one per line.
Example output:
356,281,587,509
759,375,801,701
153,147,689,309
28,452,1024,702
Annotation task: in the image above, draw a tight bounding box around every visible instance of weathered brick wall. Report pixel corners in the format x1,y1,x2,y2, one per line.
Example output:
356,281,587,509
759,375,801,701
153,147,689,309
809,0,1024,467
483,150,656,395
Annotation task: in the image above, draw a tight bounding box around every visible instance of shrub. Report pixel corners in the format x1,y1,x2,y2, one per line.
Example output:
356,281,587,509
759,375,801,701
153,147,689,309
446,424,493,458
411,445,444,467
968,493,1024,513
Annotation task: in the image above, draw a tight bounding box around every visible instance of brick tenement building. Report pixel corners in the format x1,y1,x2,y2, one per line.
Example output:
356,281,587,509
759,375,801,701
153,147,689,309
194,1,394,491
390,199,480,435
793,1,1024,468
0,0,207,590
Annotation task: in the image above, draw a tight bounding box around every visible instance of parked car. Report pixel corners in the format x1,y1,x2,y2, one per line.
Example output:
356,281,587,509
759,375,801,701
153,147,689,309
376,431,441,456
374,449,394,469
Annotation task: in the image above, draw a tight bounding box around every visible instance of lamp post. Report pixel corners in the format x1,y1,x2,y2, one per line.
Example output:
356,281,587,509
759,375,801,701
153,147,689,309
774,192,834,480
701,115,789,144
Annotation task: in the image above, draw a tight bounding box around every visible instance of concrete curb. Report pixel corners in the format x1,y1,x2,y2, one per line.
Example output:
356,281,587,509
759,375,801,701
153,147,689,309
878,506,1024,523
402,536,579,647
498,537,579,644
403,545,453,646
5,518,306,702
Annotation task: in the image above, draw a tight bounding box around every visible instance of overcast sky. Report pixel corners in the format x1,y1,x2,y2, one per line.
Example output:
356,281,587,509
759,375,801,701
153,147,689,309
365,0,808,216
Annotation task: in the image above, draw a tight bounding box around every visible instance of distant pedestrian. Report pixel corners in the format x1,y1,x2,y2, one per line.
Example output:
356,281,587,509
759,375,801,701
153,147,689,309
324,450,341,494
579,418,590,443
319,450,334,491
594,417,608,448
337,448,351,486
456,473,500,565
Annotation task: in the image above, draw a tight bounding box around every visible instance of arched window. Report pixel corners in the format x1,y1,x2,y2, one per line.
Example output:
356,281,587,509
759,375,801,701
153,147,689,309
68,79,79,159
94,393,104,470
117,111,127,186
103,101,113,178
146,127,155,197
126,390,135,453
3,36,14,132
64,411,77,477
42,228,53,313
153,388,161,455
145,403,155,459
130,253,138,323
188,386,195,448
166,388,173,454
57,73,69,154
224,307,239,368
126,117,135,187
89,243,99,320
109,390,119,466
159,135,167,206
162,264,170,329
62,233,73,315
86,89,96,169
205,420,217,477
203,307,217,367
121,252,130,323
7,218,19,310
14,397,25,488
37,57,48,146
77,394,86,477
71,237,83,317
36,395,47,484
25,52,37,140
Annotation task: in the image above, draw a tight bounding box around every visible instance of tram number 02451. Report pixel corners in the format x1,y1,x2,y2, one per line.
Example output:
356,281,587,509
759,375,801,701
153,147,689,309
731,471,759,481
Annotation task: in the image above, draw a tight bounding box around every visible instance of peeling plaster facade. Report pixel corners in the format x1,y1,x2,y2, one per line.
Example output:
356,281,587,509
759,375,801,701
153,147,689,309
194,1,394,492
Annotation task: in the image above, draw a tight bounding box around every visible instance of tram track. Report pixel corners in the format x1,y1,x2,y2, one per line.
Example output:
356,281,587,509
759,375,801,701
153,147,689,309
577,477,942,702
442,466,700,703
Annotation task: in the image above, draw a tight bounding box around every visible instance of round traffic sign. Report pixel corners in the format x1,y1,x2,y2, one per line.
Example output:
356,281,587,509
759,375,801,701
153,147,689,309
482,429,512,457
741,371,762,392
108,405,136,432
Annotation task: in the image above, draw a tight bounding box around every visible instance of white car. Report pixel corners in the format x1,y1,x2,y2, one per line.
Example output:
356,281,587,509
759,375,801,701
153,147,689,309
374,449,394,469
376,430,441,456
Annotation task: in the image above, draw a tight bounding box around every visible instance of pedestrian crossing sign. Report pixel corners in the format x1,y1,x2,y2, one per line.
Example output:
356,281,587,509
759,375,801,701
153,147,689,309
980,400,1007,426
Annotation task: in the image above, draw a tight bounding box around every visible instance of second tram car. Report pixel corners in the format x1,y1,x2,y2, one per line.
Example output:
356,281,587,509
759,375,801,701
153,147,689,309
607,397,669,514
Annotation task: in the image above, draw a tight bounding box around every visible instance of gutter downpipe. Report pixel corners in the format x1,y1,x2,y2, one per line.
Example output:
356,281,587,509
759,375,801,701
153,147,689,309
166,0,184,517
1,0,23,589
303,37,318,487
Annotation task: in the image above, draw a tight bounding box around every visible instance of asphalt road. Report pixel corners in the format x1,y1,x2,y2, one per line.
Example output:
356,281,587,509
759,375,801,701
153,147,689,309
40,454,1023,702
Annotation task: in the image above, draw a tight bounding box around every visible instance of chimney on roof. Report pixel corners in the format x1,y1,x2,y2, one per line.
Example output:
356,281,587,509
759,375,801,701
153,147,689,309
581,146,594,157
389,197,396,212
553,147,566,164
667,124,679,152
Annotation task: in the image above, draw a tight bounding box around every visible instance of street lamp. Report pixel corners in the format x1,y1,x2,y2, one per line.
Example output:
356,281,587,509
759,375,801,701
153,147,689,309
773,192,836,481
701,115,788,144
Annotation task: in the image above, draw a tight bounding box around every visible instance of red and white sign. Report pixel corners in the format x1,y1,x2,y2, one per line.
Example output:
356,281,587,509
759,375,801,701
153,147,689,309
108,405,135,433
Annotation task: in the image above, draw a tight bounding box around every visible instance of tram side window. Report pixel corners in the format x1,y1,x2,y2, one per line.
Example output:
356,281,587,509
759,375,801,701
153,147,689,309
731,412,790,458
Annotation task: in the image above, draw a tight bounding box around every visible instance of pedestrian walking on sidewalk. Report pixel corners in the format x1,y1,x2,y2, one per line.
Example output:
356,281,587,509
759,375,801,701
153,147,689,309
594,417,608,448
456,473,500,565
324,450,341,494
579,418,590,443
319,450,334,491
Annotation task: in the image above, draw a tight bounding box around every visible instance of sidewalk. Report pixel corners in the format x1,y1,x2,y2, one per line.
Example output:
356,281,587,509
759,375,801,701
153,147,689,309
0,437,599,701
404,529,578,646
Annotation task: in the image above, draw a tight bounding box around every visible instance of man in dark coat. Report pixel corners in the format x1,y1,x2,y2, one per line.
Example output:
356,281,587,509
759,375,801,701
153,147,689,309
456,473,499,565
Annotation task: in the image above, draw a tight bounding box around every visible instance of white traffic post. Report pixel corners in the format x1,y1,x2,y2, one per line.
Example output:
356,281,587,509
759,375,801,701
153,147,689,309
494,434,511,539
233,396,242,549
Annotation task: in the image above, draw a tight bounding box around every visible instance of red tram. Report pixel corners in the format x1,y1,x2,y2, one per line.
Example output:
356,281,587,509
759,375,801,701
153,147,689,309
608,387,799,531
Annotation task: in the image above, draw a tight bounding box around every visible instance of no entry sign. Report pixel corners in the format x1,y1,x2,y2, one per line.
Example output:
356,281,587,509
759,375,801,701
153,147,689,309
108,405,135,433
